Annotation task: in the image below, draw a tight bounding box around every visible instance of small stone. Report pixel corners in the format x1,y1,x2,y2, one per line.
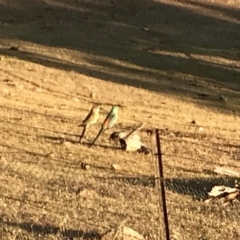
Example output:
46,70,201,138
45,152,55,158
219,95,228,102
191,120,197,125
169,132,175,137
111,164,121,170
80,162,90,170
9,46,19,51
63,141,72,147
198,127,204,132
90,92,96,98
142,27,149,31
35,88,43,92
102,226,145,240
0,156,7,166
2,88,9,94
17,84,24,89
85,165,90,170
72,97,79,102
79,189,97,198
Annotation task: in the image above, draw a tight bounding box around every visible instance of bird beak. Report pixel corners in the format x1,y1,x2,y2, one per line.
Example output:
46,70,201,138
100,108,109,114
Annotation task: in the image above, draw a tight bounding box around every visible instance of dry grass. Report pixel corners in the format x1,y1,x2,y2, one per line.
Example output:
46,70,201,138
0,0,240,239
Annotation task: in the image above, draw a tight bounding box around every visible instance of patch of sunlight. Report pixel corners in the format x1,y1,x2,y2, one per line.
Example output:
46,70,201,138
157,0,240,24
190,54,240,68
148,48,240,70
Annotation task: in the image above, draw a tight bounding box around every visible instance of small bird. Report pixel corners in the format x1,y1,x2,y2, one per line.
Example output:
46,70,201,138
90,105,119,147
78,105,100,143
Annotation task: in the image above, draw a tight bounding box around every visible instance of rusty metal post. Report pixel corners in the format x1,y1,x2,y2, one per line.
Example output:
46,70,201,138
155,129,170,240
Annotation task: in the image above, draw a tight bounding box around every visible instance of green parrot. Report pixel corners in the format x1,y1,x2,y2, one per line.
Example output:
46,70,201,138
90,105,119,147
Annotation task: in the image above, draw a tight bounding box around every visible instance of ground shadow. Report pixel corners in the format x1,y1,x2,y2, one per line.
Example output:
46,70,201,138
38,134,79,144
0,216,102,239
95,175,156,188
38,134,118,150
0,0,239,113
95,174,240,200
163,176,240,200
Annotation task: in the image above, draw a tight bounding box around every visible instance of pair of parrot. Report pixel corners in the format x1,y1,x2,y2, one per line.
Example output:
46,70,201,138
78,105,119,146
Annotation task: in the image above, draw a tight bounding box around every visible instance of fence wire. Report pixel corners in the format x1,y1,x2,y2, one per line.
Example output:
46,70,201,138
0,104,240,240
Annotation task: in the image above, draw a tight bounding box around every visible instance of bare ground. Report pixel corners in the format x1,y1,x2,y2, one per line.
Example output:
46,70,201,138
0,0,240,239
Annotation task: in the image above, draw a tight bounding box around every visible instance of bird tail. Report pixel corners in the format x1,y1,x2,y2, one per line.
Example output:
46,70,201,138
90,126,105,147
78,122,84,127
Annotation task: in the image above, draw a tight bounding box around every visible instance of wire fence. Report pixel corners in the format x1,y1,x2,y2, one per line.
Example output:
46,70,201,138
0,103,240,240
153,130,240,240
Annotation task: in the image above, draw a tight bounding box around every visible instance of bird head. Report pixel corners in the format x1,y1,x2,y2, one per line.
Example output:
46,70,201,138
112,105,119,113
93,105,101,112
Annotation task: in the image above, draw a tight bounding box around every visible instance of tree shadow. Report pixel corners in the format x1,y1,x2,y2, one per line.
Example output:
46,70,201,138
0,0,239,114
